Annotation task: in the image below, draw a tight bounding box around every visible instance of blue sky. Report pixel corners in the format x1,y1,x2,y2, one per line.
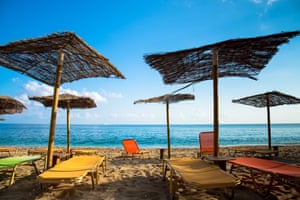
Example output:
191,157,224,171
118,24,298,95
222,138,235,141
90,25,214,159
0,0,299,124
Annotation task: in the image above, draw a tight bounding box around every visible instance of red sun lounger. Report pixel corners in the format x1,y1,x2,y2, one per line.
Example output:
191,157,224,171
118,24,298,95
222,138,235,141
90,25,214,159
228,157,300,192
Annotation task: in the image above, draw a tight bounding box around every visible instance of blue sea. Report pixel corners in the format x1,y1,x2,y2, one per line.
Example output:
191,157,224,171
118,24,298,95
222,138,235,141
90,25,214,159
0,123,299,148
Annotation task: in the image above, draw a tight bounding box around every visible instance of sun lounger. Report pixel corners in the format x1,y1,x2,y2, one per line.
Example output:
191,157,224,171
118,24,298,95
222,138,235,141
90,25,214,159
198,131,215,158
28,147,65,155
0,155,41,186
28,147,70,168
71,149,99,156
228,157,300,192
0,147,18,157
38,155,106,189
232,147,278,157
122,139,149,158
163,158,240,199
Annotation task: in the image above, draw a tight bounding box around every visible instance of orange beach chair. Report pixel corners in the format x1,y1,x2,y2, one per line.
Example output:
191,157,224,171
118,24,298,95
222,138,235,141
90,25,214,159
122,139,149,158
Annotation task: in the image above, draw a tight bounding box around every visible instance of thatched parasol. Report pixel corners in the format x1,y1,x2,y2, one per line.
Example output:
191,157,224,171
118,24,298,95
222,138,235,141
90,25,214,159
232,91,300,149
134,93,195,158
29,93,97,153
144,31,300,156
0,32,125,168
0,96,26,115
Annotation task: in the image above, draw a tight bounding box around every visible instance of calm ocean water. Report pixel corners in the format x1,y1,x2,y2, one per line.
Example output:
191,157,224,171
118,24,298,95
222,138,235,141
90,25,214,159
0,123,299,148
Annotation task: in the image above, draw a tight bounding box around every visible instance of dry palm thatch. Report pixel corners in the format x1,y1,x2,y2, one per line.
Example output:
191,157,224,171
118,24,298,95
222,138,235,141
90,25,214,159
134,93,195,104
233,91,300,149
29,93,96,109
0,96,26,115
144,31,300,84
0,32,125,85
0,32,125,168
144,30,300,157
29,93,97,153
134,93,195,158
232,91,300,107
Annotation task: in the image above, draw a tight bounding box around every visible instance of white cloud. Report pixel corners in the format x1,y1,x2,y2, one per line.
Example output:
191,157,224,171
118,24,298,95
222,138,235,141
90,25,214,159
100,89,123,99
23,81,107,103
60,88,79,96
18,93,28,102
21,80,110,113
24,81,53,96
20,81,127,123
81,91,107,103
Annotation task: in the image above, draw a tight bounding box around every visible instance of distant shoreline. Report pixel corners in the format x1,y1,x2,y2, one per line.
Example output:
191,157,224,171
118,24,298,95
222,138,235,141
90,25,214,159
2,144,300,149
1,123,300,125
1,123,299,148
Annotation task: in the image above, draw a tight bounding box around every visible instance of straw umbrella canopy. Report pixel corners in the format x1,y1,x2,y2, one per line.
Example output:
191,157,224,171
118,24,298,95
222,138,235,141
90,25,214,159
144,31,300,157
134,93,195,158
0,96,26,115
0,32,125,168
29,93,97,153
232,91,300,149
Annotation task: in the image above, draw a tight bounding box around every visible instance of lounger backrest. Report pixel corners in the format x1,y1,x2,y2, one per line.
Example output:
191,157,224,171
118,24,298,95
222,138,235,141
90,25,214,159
122,139,140,154
199,131,214,155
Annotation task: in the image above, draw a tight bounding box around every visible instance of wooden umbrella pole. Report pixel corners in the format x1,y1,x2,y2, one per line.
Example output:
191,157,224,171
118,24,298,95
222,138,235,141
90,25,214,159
67,104,70,153
166,101,171,159
266,95,271,150
212,49,219,157
47,50,64,169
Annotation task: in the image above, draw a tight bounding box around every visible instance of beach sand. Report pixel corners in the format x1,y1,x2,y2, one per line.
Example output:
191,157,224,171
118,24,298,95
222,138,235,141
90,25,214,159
0,146,299,200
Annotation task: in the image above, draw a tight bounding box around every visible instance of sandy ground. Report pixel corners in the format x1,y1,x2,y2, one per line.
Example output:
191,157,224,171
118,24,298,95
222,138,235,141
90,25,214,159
0,146,299,200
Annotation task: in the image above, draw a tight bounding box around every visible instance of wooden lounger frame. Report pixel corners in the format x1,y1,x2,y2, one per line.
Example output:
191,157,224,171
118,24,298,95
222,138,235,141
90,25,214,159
162,158,240,199
38,155,106,190
0,155,41,186
228,157,300,193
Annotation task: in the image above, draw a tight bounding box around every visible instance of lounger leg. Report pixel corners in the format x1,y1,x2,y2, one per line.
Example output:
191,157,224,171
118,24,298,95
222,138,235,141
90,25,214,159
224,187,236,200
103,156,107,176
169,169,178,200
249,169,259,190
169,169,174,200
44,156,48,170
230,187,235,199
32,161,40,175
102,163,106,176
162,160,166,179
90,173,95,189
162,160,169,181
229,163,235,174
266,175,274,193
95,167,99,185
8,166,17,186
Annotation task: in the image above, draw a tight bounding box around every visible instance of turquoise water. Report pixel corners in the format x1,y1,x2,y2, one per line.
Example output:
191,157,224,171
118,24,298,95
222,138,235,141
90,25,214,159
0,123,299,148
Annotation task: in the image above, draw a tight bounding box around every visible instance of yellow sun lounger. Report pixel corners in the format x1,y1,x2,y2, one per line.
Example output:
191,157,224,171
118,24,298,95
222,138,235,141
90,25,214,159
0,155,42,186
163,158,239,199
38,155,106,189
